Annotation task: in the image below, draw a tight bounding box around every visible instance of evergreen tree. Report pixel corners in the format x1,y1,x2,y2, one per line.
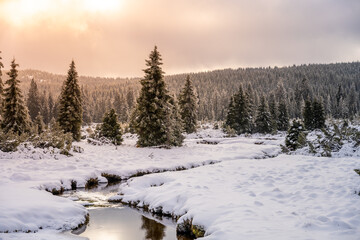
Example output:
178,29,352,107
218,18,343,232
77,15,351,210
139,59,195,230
268,93,278,132
27,78,41,121
40,90,50,125
225,85,251,134
312,99,325,129
303,100,313,130
285,120,306,151
131,46,183,147
57,60,82,140
277,99,289,131
34,112,45,134
99,108,123,145
48,92,54,121
179,75,198,133
113,92,128,123
81,87,92,125
166,96,184,146
1,59,31,135
254,95,272,133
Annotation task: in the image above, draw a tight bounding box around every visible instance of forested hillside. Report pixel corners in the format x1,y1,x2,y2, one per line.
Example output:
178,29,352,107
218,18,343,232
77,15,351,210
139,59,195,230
16,62,360,123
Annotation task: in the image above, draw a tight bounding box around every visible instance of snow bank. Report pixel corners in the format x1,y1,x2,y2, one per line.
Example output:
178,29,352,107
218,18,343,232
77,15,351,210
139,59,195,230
0,184,87,233
114,155,360,239
0,129,282,192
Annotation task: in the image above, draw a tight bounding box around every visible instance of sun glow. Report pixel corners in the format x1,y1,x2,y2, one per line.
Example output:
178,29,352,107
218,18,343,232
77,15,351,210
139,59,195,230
0,0,123,26
84,0,123,13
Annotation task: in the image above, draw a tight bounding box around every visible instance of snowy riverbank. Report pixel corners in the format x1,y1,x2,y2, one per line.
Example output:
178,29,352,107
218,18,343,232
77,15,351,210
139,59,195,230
0,127,282,238
1,126,360,239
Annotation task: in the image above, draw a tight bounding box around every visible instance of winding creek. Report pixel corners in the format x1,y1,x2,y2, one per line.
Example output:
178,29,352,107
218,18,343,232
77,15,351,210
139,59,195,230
61,183,193,240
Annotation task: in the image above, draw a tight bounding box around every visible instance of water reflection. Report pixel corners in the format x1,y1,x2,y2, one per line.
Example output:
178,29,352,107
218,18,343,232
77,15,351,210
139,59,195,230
141,216,166,240
73,207,177,240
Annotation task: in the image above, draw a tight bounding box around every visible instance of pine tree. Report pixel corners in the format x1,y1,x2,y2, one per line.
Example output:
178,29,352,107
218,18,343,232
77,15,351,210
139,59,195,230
225,85,251,134
285,120,306,151
27,78,41,122
81,87,92,125
48,92,54,121
57,60,82,140
99,108,123,145
40,90,50,125
254,95,272,133
303,100,313,130
167,96,184,146
1,59,31,135
34,112,45,134
312,99,325,129
131,46,183,147
277,99,289,131
179,75,198,133
268,93,278,132
113,92,128,123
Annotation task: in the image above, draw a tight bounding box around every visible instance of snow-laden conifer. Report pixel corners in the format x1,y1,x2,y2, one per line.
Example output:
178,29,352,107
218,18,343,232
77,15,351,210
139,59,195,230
1,59,31,135
57,60,82,140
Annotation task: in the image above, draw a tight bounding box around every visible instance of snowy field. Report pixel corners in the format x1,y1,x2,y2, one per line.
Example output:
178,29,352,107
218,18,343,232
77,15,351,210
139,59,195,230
1,125,360,239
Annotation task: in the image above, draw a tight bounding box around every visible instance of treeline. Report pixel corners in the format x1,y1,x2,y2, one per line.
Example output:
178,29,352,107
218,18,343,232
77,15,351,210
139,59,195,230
12,62,360,124
0,47,198,151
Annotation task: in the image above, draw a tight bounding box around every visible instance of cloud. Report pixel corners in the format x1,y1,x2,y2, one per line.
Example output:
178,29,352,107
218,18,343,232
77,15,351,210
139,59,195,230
0,0,359,77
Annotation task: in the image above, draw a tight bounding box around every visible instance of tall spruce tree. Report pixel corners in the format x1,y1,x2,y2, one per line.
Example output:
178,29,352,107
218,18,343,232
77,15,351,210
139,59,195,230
57,60,82,140
277,99,289,131
268,93,278,132
131,46,183,147
179,75,198,133
1,59,31,135
27,78,41,122
303,100,313,130
312,99,325,129
254,95,272,133
225,85,251,134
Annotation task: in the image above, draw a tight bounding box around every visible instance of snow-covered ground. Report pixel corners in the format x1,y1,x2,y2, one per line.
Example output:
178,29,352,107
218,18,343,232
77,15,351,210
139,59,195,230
1,125,360,239
113,155,360,239
0,126,282,239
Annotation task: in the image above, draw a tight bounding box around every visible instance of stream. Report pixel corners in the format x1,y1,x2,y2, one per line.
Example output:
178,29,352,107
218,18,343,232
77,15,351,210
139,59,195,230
62,183,192,240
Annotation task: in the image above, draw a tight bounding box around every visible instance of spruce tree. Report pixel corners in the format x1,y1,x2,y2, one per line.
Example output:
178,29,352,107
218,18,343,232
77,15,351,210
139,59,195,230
303,100,313,130
179,75,198,133
34,112,45,134
1,59,31,135
113,92,128,123
27,78,41,121
225,85,251,134
40,90,50,125
254,95,272,133
57,60,82,140
285,120,306,151
268,93,278,132
99,108,123,145
277,99,289,131
131,46,183,147
312,99,325,129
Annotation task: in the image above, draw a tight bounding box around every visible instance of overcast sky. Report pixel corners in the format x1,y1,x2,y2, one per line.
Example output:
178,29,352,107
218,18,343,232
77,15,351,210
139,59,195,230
0,0,359,77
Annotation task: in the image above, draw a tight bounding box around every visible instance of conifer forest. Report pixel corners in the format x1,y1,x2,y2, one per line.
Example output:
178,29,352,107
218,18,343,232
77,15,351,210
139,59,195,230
1,1,360,239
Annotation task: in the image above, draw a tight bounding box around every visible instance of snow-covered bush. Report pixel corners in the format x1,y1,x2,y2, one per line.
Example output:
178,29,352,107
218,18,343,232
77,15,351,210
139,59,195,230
285,120,306,151
0,130,22,152
286,120,360,157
